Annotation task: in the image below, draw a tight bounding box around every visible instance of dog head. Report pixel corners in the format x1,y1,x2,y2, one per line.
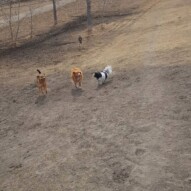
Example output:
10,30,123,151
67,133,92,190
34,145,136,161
36,69,46,82
73,71,82,77
37,75,46,84
93,72,102,80
72,71,82,81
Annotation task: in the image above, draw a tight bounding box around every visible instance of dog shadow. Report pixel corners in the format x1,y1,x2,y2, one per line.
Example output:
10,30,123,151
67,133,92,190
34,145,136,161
35,95,47,105
71,88,84,97
96,80,113,90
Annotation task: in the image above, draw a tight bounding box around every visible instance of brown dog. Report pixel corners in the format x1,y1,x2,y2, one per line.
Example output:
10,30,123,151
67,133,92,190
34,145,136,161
71,67,83,88
36,69,47,95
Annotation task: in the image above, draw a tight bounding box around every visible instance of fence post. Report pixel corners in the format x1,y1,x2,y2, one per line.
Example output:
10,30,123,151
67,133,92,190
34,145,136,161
86,0,92,28
52,0,57,25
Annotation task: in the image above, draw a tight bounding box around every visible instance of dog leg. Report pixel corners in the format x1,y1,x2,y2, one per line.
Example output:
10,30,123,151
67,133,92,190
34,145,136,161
98,80,102,85
45,85,47,94
38,86,41,95
39,87,42,95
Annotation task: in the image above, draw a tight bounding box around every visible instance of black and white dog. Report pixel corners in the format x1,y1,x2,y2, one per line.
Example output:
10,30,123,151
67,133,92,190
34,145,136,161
93,65,112,85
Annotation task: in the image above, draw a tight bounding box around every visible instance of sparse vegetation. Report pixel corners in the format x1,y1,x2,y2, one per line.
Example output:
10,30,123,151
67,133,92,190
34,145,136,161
0,0,21,47
0,0,191,191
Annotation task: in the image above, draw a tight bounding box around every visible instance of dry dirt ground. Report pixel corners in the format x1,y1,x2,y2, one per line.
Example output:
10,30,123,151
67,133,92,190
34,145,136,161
0,0,191,190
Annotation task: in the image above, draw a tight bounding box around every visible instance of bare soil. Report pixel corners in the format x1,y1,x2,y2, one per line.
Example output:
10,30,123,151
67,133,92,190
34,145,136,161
0,0,191,190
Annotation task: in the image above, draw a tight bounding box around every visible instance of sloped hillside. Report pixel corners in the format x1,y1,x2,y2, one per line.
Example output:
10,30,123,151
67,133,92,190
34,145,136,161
0,0,191,190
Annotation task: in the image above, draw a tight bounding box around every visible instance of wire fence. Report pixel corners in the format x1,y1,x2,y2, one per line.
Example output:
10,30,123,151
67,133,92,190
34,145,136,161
0,0,138,48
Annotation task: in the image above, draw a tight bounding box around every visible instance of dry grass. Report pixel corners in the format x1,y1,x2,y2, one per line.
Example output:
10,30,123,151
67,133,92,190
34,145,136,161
0,0,191,191
0,0,147,49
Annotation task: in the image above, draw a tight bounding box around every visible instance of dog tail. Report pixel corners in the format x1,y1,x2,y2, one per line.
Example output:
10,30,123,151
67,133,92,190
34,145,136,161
37,69,41,74
103,65,112,75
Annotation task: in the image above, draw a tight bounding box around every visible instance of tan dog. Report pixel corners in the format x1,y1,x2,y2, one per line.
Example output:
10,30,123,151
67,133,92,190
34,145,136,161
71,67,83,88
36,69,47,95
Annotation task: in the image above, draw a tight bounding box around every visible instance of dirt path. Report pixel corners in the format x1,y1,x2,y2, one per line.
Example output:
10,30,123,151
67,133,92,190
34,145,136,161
0,0,76,28
0,0,191,190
